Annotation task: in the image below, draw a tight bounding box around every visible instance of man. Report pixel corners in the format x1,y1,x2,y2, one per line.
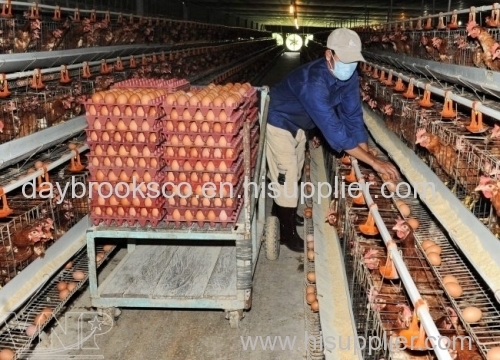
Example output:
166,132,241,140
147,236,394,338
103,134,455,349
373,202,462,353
266,28,399,253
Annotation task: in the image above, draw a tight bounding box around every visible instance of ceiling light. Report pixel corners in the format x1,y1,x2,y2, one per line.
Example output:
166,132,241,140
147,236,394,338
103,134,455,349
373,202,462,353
289,1,294,14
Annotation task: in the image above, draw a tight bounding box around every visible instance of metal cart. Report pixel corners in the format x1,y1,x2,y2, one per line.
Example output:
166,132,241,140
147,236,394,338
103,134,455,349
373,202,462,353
85,87,280,328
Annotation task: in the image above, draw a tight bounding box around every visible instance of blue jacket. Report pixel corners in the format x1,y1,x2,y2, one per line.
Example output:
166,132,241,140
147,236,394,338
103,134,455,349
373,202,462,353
267,57,368,152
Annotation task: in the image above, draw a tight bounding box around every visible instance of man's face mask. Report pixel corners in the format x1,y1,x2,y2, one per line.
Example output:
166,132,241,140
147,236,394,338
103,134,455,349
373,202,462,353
330,54,357,81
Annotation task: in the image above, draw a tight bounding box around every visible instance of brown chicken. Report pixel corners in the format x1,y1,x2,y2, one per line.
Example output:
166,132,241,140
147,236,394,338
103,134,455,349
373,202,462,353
467,21,497,69
416,129,457,176
475,176,500,217
392,218,427,282
11,224,45,248
432,36,451,61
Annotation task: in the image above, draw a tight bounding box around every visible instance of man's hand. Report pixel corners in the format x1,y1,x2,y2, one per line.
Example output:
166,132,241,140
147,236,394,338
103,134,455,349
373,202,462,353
371,158,399,181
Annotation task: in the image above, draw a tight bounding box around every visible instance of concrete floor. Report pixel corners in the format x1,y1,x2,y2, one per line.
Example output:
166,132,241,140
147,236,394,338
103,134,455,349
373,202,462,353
29,53,308,360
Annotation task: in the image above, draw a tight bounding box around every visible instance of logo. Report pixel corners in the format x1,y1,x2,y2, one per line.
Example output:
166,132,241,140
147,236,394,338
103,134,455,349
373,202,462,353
348,39,356,47
5,311,113,359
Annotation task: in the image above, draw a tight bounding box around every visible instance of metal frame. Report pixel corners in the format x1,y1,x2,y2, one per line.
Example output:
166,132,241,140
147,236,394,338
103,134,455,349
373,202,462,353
85,87,269,317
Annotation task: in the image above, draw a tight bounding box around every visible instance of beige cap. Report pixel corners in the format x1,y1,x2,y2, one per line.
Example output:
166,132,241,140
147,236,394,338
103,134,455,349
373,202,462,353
326,28,365,63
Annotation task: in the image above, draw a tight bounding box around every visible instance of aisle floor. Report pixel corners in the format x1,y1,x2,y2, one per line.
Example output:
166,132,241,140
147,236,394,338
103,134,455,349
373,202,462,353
29,52,307,360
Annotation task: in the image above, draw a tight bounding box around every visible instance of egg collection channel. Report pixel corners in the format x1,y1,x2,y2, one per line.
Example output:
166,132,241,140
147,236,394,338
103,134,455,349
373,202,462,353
85,79,259,228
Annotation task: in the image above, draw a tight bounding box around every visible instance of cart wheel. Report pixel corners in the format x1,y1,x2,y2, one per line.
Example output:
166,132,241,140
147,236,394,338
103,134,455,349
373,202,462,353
227,310,244,329
265,216,280,261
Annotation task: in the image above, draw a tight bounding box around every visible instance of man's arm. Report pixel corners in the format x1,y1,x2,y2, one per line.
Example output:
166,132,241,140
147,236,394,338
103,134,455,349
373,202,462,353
296,78,398,180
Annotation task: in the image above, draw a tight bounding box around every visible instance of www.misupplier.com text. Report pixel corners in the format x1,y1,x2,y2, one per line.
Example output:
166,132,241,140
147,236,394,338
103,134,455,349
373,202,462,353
21,176,437,204
240,332,472,354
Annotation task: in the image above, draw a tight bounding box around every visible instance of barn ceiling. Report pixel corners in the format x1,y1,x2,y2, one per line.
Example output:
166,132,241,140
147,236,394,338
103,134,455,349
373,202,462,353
187,0,487,28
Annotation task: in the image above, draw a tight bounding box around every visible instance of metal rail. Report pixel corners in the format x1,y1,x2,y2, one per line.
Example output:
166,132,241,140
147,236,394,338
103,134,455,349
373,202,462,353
364,61,500,122
350,158,452,360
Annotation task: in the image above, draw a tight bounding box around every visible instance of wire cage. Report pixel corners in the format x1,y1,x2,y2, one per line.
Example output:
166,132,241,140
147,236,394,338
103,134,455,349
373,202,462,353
0,195,55,286
0,97,21,145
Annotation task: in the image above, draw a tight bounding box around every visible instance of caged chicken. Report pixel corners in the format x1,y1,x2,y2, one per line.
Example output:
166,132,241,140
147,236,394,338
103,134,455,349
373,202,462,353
392,218,427,282
466,20,498,69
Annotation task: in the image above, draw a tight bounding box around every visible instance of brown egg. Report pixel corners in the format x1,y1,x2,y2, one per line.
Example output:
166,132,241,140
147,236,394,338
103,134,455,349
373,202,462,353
219,210,228,221
219,110,227,122
33,313,47,326
427,252,441,266
407,218,419,229
444,282,463,298
306,293,316,304
310,301,319,312
486,347,500,360
184,210,194,221
213,123,222,133
65,261,73,269
206,110,215,121
307,250,315,261
307,272,316,283
219,162,227,172
73,270,85,281
421,240,436,250
304,207,312,218
306,285,315,294
57,281,67,291
398,204,411,217
462,307,482,323
442,275,458,285
59,289,70,300
66,282,77,292
195,161,205,171
307,241,314,250
425,244,442,255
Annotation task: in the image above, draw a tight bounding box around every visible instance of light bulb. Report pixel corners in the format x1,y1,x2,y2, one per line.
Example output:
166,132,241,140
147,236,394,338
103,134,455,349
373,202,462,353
289,3,294,13
294,18,299,29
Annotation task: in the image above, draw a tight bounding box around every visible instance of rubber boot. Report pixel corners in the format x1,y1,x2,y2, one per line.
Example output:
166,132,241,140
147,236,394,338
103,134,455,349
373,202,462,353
275,204,305,253
272,200,304,226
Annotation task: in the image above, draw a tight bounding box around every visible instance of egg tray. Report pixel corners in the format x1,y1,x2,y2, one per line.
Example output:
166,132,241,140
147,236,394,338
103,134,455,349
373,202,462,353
86,172,166,195
164,176,245,201
86,114,166,129
164,198,244,229
85,127,164,145
162,94,251,119
87,140,166,155
85,98,166,122
165,157,245,186
90,206,167,227
87,162,166,180
162,107,257,143
86,148,165,169
190,85,258,111
112,78,190,92
166,105,245,122
164,123,259,152
164,146,258,174
165,194,240,209
86,117,162,132
90,192,166,208
245,107,259,124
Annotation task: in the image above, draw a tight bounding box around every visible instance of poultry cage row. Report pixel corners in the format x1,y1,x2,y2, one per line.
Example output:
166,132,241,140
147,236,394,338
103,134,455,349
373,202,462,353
0,166,89,287
359,69,500,235
325,147,500,359
0,38,276,145
0,6,269,54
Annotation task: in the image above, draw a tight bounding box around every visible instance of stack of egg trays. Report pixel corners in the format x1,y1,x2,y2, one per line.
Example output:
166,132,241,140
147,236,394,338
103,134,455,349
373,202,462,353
85,94,168,227
112,78,190,92
163,126,259,229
